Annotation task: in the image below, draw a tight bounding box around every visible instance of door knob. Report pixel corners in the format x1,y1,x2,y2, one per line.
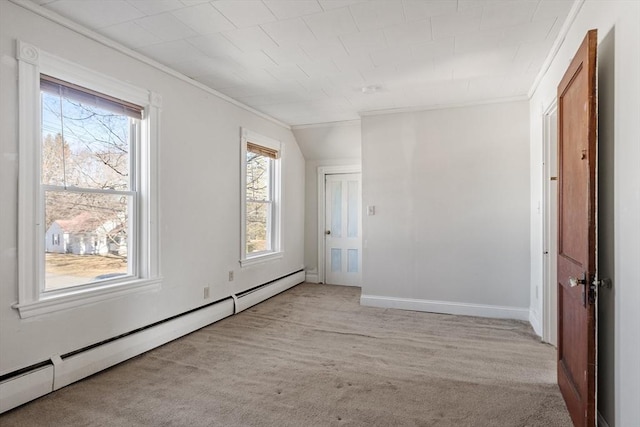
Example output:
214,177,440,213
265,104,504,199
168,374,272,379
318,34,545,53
325,230,331,235
569,277,585,287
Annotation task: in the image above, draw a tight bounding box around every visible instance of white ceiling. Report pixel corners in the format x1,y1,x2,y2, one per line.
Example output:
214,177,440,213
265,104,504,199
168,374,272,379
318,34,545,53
30,0,574,126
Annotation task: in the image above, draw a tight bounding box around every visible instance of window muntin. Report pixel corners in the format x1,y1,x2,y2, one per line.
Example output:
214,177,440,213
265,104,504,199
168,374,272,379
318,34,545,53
40,76,141,292
241,130,282,263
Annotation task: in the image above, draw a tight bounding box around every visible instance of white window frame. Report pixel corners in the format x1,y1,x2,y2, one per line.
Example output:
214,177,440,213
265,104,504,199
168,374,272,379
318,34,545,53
14,40,162,318
240,128,283,267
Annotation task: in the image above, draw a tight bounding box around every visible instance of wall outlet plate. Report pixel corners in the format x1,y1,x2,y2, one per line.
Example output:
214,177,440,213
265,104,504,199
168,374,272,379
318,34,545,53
228,271,234,281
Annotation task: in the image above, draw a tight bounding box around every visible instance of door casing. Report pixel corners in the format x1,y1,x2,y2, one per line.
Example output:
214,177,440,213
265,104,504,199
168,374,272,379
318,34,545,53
542,99,559,346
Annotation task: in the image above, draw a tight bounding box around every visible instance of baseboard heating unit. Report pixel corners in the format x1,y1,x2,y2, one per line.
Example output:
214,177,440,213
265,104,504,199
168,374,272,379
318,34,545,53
232,270,305,313
0,270,305,413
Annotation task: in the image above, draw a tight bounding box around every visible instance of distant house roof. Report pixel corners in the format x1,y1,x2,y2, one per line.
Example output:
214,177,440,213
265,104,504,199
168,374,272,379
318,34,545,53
54,212,106,234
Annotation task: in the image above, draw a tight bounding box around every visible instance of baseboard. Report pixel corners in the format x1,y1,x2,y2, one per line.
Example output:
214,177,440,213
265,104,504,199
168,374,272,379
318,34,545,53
54,299,235,390
234,271,305,313
529,309,543,337
360,295,530,321
0,365,53,413
2,300,234,412
305,272,319,284
1,271,306,413
598,411,611,427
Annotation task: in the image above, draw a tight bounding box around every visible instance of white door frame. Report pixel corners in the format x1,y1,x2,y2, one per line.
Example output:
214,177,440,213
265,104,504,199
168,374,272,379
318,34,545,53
317,165,361,284
542,99,558,345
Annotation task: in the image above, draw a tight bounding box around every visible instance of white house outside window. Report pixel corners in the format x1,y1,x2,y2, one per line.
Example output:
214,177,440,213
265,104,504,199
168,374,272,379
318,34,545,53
241,129,282,266
15,41,161,318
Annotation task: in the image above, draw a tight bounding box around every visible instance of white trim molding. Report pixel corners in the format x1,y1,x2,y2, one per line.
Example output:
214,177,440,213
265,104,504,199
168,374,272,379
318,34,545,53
541,99,559,345
305,268,319,284
317,165,361,284
529,309,542,337
291,119,361,130
360,295,530,321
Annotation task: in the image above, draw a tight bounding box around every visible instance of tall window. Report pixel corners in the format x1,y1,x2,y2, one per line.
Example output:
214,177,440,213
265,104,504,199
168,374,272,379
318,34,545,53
16,41,160,318
241,129,282,265
40,76,141,291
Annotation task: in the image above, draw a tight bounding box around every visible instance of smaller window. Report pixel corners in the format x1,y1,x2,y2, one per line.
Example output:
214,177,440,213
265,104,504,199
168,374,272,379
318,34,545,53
241,129,282,265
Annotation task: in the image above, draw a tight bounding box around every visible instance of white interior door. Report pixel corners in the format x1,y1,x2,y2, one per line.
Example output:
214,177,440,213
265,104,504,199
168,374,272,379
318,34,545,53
324,173,362,286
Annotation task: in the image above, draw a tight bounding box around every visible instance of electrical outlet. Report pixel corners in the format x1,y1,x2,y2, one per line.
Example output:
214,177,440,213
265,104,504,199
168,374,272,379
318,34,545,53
228,271,234,281
203,287,210,299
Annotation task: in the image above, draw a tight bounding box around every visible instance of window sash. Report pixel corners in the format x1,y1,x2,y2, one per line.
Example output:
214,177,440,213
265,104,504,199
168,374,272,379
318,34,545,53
246,153,275,256
41,188,137,294
246,153,273,202
42,184,135,197
245,199,274,254
40,84,141,293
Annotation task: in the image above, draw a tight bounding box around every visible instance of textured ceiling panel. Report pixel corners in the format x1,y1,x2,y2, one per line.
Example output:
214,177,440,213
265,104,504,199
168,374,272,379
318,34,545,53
32,0,575,126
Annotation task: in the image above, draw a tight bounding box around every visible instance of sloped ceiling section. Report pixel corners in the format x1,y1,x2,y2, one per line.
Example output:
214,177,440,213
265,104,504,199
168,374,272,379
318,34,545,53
30,0,573,126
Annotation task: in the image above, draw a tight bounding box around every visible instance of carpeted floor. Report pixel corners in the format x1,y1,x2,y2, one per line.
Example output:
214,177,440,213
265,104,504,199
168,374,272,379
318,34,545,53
1,283,571,426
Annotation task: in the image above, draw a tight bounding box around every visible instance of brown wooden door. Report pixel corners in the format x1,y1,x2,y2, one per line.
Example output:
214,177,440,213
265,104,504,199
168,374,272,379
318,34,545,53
557,29,598,427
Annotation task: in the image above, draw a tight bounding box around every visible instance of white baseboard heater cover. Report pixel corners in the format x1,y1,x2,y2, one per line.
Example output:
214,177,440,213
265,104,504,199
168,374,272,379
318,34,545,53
234,270,305,313
54,299,234,390
0,366,54,414
0,299,233,414
0,271,305,414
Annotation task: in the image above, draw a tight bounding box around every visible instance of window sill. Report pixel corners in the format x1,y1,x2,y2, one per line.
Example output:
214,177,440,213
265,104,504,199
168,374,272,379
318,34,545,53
12,277,162,319
240,251,283,268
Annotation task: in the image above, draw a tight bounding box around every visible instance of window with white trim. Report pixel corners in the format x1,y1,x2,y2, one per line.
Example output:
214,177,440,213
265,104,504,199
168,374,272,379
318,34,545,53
41,75,141,291
15,41,161,318
240,129,282,266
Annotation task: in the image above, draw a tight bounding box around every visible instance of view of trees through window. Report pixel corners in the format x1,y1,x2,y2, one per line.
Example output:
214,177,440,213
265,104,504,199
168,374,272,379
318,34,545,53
246,150,272,254
41,79,139,290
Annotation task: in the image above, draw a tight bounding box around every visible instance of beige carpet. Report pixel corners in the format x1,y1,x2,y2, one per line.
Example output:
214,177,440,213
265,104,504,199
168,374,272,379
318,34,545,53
1,284,571,426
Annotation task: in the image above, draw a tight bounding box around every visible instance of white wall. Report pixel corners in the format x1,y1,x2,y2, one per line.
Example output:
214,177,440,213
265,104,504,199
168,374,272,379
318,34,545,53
361,101,531,317
0,1,305,376
528,1,640,425
293,121,361,162
292,122,361,278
